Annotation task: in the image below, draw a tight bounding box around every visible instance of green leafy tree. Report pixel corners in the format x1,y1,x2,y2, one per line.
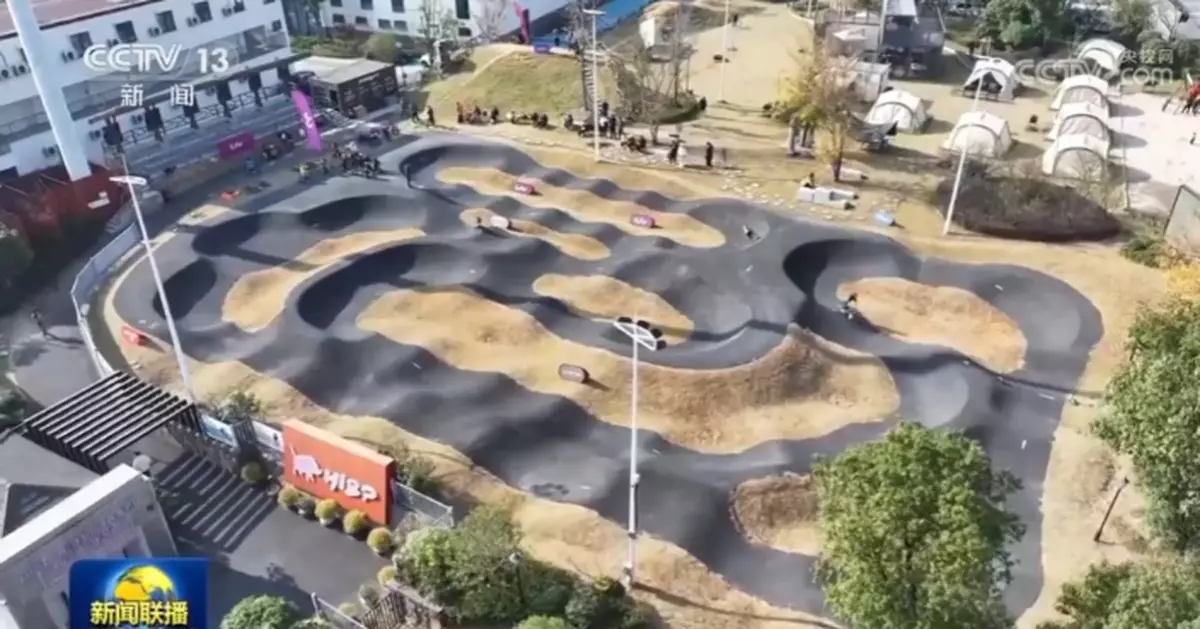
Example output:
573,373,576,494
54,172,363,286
221,595,301,629
1096,298,1200,551
981,0,1073,50
1110,0,1153,46
1037,559,1200,629
0,390,29,430
516,616,570,629
813,421,1025,629
364,32,400,63
0,226,32,289
215,391,264,424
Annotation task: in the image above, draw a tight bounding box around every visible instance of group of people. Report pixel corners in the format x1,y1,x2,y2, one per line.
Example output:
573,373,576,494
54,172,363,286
564,101,625,139
409,104,438,127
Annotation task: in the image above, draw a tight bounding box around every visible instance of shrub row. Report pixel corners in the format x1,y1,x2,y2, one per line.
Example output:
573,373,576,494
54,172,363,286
933,174,1121,242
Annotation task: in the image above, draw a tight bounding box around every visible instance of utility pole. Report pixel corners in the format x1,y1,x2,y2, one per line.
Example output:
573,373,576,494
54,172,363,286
1094,477,1131,542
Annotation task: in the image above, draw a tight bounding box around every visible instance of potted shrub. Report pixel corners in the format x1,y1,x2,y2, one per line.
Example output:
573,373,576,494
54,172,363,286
343,509,369,537
366,527,395,555
295,495,316,519
276,485,302,510
376,565,398,586
357,584,381,609
314,499,343,527
240,461,267,486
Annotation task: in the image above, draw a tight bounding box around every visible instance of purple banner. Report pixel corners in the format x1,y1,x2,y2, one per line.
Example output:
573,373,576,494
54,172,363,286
217,131,255,159
291,90,323,152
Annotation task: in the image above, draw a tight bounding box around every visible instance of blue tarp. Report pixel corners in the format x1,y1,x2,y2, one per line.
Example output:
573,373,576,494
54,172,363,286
531,0,655,47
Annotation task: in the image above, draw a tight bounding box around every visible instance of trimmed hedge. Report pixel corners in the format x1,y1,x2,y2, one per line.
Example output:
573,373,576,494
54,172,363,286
934,173,1120,242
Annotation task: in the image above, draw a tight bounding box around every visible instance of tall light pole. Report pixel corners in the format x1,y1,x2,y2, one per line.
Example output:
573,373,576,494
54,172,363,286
612,316,663,590
718,0,731,102
112,159,196,402
584,8,604,162
941,71,985,236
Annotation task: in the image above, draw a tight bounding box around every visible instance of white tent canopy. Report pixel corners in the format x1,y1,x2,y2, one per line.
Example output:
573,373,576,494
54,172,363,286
963,57,1018,101
1076,38,1128,74
1047,101,1110,143
1051,74,1110,111
941,111,1013,157
865,88,928,132
1042,133,1110,179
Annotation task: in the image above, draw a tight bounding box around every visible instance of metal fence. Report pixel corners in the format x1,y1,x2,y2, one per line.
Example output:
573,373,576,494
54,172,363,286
393,482,454,529
1165,184,1200,255
311,583,445,629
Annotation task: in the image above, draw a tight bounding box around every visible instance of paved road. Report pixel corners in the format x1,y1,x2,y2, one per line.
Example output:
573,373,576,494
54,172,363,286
106,132,1104,614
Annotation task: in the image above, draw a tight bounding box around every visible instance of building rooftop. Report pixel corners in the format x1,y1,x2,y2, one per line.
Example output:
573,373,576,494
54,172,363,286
298,57,394,85
0,434,97,537
0,0,162,41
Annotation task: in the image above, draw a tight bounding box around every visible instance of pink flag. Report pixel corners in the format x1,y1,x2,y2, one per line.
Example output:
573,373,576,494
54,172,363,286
291,90,323,152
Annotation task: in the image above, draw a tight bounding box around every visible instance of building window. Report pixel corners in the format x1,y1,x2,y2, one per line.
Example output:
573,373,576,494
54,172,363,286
330,0,342,7
457,25,471,36
393,20,408,31
156,10,177,33
331,13,346,23
355,15,369,25
454,0,469,19
194,1,213,22
361,0,374,9
271,19,283,31
114,21,138,43
68,32,93,55
378,18,392,28
391,0,405,11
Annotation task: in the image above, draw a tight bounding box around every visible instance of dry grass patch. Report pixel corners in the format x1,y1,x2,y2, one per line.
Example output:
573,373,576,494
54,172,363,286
222,228,425,331
459,209,609,261
357,285,897,452
432,50,618,119
532,274,692,345
731,473,821,556
837,277,1027,373
437,166,725,248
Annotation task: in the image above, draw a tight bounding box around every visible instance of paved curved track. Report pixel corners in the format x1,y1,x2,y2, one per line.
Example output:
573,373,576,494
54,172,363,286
110,133,1103,614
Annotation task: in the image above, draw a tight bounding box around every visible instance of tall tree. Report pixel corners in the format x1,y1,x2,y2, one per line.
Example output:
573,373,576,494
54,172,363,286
618,42,673,144
774,46,857,180
417,0,461,68
814,422,1025,629
1037,560,1200,629
365,32,400,63
1096,298,1200,552
473,0,512,42
980,0,1073,50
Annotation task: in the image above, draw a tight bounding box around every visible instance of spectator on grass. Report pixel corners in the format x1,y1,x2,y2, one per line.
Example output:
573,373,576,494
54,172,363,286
705,142,715,168
426,105,436,126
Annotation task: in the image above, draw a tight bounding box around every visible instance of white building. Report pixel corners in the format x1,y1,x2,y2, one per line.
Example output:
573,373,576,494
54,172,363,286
313,0,567,40
0,0,295,180
0,455,175,629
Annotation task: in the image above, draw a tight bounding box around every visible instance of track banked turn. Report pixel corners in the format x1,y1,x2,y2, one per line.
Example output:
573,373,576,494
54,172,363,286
111,133,1103,615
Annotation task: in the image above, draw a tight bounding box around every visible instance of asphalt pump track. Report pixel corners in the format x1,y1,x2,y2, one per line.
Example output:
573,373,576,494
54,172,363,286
108,133,1103,614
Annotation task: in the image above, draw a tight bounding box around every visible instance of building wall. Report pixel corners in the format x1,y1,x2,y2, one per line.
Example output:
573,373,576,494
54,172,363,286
0,466,175,629
0,0,293,175
317,0,567,40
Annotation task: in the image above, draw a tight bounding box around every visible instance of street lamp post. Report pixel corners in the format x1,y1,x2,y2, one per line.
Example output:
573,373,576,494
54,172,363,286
611,316,662,590
112,159,196,402
718,0,731,102
583,8,604,162
941,73,985,236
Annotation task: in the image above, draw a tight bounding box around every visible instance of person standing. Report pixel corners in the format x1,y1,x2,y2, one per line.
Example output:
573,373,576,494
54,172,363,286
426,105,436,126
30,309,49,338
402,161,413,187
704,141,715,168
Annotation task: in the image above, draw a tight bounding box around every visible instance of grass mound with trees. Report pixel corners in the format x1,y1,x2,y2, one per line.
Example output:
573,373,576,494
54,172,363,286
934,163,1121,242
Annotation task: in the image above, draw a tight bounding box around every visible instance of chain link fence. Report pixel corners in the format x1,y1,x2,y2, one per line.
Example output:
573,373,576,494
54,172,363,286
1165,184,1200,255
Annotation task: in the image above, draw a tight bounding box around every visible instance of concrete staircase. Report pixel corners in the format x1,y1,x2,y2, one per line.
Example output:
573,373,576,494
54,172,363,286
579,34,598,116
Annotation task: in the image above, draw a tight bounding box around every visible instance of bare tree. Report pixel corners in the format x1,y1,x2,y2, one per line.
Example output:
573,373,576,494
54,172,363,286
474,0,512,42
417,0,462,70
619,43,674,144
775,46,857,179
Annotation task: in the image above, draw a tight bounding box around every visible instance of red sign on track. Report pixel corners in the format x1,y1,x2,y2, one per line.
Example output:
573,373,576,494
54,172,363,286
631,214,656,228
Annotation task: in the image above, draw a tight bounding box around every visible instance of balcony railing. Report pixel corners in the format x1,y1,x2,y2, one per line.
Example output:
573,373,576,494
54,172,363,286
0,29,289,146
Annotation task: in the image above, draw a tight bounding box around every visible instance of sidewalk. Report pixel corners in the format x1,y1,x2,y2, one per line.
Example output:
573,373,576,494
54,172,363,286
7,114,408,407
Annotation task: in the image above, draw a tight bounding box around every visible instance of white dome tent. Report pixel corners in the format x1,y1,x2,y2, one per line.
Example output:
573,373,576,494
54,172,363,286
962,57,1018,102
941,111,1013,157
1047,101,1110,143
1051,74,1110,111
1075,38,1128,75
865,89,929,132
1042,133,1110,179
